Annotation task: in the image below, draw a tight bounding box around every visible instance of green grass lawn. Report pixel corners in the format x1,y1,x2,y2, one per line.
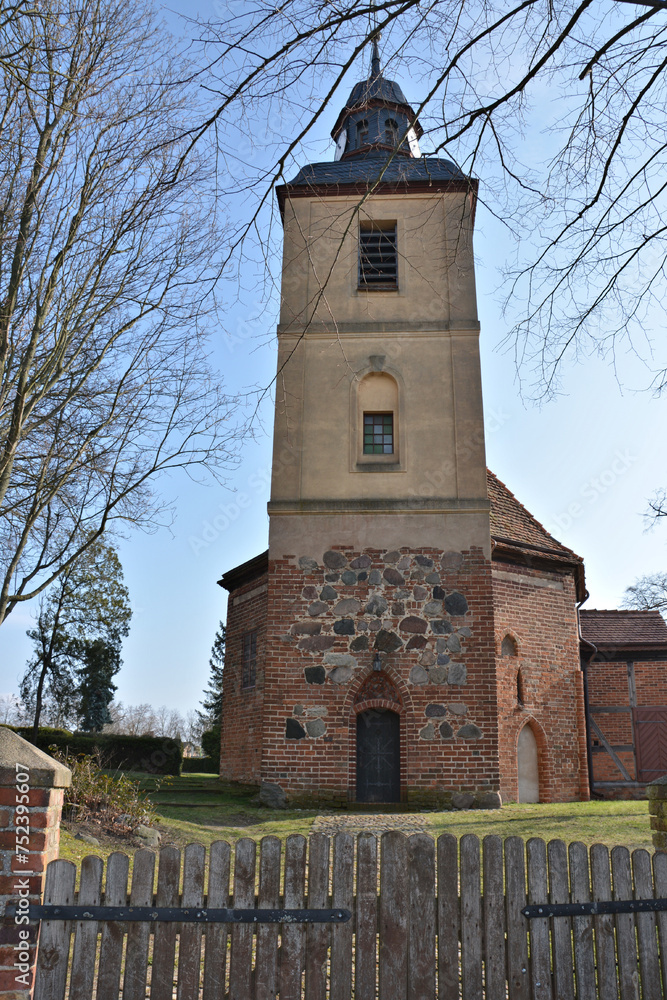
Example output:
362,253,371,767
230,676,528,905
56,771,655,870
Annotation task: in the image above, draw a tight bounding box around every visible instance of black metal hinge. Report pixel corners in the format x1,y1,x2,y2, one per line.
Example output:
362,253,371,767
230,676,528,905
6,904,351,924
523,898,667,919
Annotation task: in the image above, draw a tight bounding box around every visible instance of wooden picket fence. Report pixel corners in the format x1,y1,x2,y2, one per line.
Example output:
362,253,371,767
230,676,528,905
33,831,667,999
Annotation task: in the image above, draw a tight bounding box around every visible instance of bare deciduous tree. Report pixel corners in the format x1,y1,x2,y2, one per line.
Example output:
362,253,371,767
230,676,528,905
623,572,667,617
0,0,240,625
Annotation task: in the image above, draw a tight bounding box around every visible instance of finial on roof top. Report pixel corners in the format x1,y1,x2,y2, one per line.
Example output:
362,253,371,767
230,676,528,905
371,37,381,81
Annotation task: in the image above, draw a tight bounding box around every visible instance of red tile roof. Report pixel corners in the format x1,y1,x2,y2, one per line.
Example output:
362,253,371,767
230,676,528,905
579,609,667,648
487,470,581,560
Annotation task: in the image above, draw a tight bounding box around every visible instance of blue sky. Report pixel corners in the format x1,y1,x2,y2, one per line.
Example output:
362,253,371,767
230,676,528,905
2,3,667,716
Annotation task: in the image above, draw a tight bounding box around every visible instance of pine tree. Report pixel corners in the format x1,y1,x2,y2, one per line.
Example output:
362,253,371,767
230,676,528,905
198,623,225,729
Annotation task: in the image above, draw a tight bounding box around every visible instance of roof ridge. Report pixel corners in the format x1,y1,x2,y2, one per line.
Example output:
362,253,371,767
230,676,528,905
487,468,580,559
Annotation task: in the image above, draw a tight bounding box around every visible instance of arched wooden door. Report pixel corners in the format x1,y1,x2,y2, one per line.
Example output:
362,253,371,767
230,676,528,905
356,708,400,803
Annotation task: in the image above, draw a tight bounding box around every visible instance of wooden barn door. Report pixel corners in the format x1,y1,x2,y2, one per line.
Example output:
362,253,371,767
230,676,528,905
634,706,667,781
356,708,400,803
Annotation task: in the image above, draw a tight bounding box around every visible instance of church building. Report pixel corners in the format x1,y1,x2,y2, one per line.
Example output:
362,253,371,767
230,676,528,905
218,48,667,807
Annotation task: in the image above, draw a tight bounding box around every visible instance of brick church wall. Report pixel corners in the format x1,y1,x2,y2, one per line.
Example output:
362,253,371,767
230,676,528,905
257,544,500,808
492,559,588,803
219,565,268,783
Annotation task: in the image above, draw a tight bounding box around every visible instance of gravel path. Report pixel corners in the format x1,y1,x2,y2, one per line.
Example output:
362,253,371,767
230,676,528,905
311,813,428,836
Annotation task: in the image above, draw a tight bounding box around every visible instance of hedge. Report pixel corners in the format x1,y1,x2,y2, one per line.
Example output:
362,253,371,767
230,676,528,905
6,727,182,776
182,756,218,774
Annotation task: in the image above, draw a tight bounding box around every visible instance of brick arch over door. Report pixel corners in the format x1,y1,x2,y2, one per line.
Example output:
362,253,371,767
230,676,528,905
344,667,411,803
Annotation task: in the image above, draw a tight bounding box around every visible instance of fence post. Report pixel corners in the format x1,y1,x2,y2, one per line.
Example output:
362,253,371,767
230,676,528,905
648,776,667,852
0,727,71,1000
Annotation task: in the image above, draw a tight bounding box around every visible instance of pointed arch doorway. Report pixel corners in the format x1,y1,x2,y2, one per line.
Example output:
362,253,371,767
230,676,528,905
354,672,402,803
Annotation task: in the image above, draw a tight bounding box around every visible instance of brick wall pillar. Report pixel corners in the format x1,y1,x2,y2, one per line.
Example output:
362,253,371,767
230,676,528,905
0,727,71,1000
648,775,667,851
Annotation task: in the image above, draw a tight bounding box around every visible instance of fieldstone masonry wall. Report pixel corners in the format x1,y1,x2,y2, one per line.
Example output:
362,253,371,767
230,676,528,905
0,728,71,1000
259,544,501,807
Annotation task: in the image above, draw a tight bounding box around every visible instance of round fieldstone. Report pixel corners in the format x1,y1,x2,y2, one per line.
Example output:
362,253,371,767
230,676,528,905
423,600,444,618
341,570,357,585
425,572,441,584
419,650,436,667
383,568,404,586
419,722,436,741
445,592,469,616
368,569,382,585
306,719,326,738
334,598,361,616
457,724,482,740
325,573,339,583
299,556,319,572
374,629,402,653
397,556,411,571
286,719,306,739
304,666,326,684
333,618,355,635
297,635,335,652
425,704,447,718
357,571,368,582
433,586,445,600
409,664,429,685
329,666,354,684
392,601,405,615
395,589,411,599
291,620,322,636
350,635,369,651
437,653,451,666
429,665,448,684
459,626,472,638
413,586,428,601
411,569,425,581
357,620,368,632
446,634,462,653
452,791,475,809
324,653,358,668
302,586,318,600
306,706,327,717
448,702,468,716
476,791,502,809
406,635,428,650
415,555,434,568
447,663,467,685
435,637,449,653
431,619,453,635
293,704,304,716
308,602,328,617
365,595,388,616
441,550,463,572
369,619,382,632
400,616,427,634
439,721,454,739
324,550,347,569
383,550,401,564
350,554,371,569
320,585,337,601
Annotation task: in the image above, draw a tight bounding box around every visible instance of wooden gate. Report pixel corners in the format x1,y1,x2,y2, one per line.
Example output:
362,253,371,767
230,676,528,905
634,706,667,782
30,831,667,999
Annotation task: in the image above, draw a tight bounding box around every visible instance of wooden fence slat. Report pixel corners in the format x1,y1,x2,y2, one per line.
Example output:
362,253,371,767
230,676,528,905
547,839,574,1000
202,840,231,1000
304,833,330,1000
632,848,662,1000
590,843,618,1000
255,836,281,1000
177,842,206,1000
437,833,460,1000
330,832,354,1000
355,832,378,1000
97,851,129,999
68,854,103,1000
280,834,307,1000
568,841,596,1000
505,836,530,1000
611,845,640,1000
33,859,77,1000
379,830,409,1000
407,833,436,1000
122,848,156,1000
652,850,667,998
460,834,482,1000
228,837,257,1000
527,838,552,1000
150,846,181,1000
483,835,506,1000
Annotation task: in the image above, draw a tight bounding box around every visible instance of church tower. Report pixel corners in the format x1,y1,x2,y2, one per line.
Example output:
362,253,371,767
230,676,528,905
220,47,503,807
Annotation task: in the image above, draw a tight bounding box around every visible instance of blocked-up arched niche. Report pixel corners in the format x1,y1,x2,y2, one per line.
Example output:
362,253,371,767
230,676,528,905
517,723,540,803
501,633,518,657
357,372,399,464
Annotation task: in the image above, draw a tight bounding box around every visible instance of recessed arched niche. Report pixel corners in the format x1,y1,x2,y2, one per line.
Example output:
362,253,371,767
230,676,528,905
356,372,400,467
517,724,540,803
501,633,518,657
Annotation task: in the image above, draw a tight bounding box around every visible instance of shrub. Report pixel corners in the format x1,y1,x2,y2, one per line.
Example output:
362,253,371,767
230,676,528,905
10,728,182,775
200,727,220,767
51,749,158,829
182,756,218,774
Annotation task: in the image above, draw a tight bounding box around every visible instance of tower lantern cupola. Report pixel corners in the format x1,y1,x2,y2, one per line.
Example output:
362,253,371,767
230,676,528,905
331,40,423,160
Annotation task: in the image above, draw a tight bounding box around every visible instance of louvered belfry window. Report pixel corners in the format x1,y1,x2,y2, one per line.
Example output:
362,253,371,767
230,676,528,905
359,221,398,288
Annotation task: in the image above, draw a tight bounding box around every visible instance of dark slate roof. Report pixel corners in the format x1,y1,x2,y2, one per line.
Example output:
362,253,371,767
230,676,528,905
487,470,581,560
580,609,667,648
346,75,409,109
286,152,467,188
